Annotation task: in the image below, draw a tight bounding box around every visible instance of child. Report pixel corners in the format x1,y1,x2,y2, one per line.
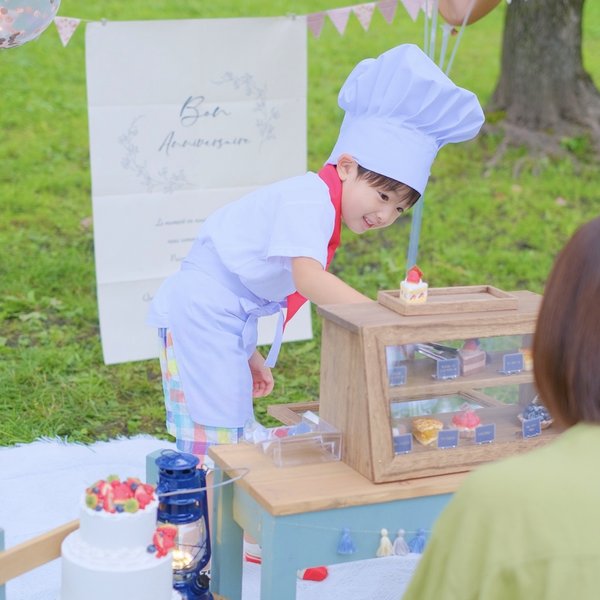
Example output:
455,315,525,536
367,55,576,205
148,44,484,468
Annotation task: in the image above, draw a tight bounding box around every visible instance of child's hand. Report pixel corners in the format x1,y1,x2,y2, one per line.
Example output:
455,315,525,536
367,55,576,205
248,350,274,398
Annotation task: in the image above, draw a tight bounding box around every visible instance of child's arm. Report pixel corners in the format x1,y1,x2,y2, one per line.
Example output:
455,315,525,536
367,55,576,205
292,256,372,305
248,349,274,398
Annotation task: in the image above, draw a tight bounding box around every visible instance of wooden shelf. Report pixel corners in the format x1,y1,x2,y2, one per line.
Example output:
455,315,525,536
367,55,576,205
387,352,533,400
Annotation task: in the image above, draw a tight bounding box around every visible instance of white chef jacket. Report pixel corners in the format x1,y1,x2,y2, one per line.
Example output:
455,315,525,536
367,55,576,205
148,172,336,427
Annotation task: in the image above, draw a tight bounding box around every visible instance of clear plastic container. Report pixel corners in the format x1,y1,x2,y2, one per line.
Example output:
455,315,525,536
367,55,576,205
244,414,342,467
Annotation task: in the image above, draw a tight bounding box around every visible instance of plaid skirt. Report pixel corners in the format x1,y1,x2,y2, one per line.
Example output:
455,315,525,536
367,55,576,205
157,328,244,468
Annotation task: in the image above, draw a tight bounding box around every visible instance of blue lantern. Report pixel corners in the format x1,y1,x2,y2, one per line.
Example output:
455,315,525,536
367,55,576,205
155,450,212,600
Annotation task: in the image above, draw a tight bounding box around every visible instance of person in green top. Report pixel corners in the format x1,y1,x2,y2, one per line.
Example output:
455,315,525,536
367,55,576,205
402,216,600,600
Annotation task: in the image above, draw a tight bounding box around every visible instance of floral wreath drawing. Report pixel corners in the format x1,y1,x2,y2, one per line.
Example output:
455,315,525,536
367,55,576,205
212,72,279,145
119,73,279,193
119,117,193,194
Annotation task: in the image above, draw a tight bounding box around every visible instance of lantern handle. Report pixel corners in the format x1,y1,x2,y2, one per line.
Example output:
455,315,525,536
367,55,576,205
156,467,250,498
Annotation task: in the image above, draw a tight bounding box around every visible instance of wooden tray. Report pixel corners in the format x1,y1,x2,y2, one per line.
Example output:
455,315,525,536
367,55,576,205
377,285,518,316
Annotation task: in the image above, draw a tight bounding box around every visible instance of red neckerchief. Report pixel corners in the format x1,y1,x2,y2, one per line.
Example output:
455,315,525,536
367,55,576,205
284,164,342,327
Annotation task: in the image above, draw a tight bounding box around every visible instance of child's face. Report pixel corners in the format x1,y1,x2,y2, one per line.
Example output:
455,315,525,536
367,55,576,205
337,156,410,235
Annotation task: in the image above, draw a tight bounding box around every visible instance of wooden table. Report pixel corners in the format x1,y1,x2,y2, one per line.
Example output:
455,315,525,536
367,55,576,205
209,443,467,600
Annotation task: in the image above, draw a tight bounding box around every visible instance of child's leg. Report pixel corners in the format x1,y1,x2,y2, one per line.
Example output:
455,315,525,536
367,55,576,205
157,329,303,571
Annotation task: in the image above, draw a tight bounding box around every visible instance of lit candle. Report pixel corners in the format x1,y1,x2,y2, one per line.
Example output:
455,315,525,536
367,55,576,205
171,548,193,570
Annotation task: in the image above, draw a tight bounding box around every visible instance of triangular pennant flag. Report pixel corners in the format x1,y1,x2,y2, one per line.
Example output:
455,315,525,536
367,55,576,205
307,12,326,37
400,0,421,21
327,7,351,35
378,0,398,23
54,16,80,47
353,3,376,31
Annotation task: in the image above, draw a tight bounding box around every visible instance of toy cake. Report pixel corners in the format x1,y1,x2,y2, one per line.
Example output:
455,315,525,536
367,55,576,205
458,338,487,376
411,417,443,446
451,408,481,438
399,265,428,304
518,397,553,429
519,347,533,371
60,475,179,600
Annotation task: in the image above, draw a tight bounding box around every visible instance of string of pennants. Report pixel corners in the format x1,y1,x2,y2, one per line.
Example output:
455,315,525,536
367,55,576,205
53,0,432,48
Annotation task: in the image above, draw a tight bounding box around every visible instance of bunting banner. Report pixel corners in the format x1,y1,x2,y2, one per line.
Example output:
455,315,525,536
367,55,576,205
54,0,429,46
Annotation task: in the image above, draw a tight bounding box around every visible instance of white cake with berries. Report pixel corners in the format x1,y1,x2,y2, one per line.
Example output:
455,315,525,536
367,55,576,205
60,476,179,600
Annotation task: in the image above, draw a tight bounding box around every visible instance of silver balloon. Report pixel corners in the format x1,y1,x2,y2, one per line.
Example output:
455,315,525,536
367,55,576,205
0,0,61,49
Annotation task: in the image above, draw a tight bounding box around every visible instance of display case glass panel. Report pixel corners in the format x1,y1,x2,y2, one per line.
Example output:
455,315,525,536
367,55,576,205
385,334,538,455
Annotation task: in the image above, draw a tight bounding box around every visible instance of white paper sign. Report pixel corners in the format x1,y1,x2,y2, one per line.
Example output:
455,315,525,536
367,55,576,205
86,17,310,364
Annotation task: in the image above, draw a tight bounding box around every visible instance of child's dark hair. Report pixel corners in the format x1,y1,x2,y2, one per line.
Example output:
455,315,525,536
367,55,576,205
356,164,421,209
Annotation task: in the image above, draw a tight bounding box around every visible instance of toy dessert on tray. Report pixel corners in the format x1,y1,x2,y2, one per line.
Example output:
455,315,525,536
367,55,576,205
377,267,518,317
399,265,428,304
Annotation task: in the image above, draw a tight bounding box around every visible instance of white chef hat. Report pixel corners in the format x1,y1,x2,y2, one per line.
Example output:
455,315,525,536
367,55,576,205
327,44,485,195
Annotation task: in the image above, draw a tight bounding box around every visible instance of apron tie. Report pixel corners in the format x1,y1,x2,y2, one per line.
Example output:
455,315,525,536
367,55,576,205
240,298,285,368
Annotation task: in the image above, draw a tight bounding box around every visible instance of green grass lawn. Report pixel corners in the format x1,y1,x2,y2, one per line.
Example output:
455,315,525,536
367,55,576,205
1,1,599,445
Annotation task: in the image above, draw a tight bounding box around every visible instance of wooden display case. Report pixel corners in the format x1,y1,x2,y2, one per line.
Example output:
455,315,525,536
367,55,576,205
314,289,560,483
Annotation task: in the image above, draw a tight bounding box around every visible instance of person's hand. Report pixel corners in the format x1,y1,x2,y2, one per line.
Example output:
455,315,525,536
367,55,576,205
248,350,274,398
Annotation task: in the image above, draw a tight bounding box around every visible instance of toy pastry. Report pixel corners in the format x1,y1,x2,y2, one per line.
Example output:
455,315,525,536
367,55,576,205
400,265,428,304
519,347,534,371
458,338,487,376
451,408,481,438
518,397,553,429
412,417,443,446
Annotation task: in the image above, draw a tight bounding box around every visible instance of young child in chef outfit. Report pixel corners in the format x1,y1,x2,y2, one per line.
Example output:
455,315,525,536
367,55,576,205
148,43,484,470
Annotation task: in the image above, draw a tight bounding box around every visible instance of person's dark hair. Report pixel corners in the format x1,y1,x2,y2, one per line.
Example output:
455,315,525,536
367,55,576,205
356,164,421,210
533,216,600,427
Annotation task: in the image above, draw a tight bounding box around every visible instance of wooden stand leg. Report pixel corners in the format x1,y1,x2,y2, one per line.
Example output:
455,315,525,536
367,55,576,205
211,468,243,600
259,518,298,600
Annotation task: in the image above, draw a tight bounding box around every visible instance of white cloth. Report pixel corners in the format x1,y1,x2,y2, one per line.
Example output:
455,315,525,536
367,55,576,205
147,173,335,428
1,438,422,600
0,436,177,600
328,44,484,195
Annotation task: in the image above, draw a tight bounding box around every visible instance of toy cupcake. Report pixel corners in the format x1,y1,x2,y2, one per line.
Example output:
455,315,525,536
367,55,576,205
450,408,481,438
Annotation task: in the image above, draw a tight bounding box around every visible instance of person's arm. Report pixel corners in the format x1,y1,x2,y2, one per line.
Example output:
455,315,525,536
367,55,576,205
438,0,501,26
291,256,371,305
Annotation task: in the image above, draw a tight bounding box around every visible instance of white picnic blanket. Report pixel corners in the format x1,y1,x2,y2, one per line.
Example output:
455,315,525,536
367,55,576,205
0,437,420,600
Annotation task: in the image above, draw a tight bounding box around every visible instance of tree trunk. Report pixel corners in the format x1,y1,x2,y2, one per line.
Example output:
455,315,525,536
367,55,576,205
488,0,600,154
